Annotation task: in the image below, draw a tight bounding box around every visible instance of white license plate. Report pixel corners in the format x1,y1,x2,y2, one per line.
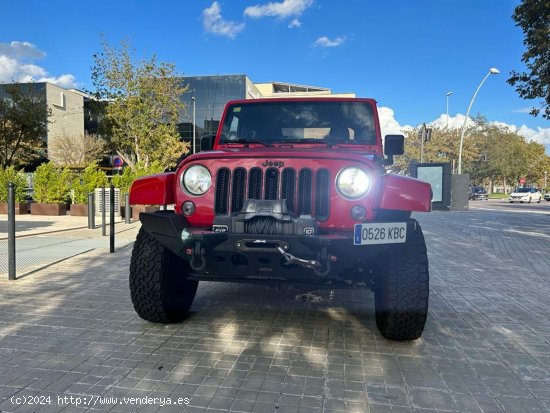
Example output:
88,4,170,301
353,222,407,245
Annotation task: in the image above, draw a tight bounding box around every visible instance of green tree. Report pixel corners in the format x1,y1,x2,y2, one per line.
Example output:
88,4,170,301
91,37,189,170
0,166,27,202
0,83,50,168
468,121,550,191
392,126,479,174
508,0,550,119
71,161,109,204
34,162,71,204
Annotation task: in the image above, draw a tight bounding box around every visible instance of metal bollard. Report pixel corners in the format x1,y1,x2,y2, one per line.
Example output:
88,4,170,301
90,192,96,229
101,187,106,236
87,192,94,229
7,182,16,281
110,184,115,253
125,193,131,224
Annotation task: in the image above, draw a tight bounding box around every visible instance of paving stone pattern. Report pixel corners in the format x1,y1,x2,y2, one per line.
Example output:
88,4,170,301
0,237,132,274
0,210,549,412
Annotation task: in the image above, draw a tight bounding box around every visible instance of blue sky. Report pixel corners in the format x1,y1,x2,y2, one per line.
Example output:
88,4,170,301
1,0,548,147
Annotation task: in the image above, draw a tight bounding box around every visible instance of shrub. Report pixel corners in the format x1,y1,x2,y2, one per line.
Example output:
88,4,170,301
34,162,71,203
0,167,27,203
71,162,109,204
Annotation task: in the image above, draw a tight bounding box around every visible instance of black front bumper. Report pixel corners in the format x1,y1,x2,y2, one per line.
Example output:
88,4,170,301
139,211,413,283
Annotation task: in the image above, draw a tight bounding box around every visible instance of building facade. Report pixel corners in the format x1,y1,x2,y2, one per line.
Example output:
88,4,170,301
0,82,85,164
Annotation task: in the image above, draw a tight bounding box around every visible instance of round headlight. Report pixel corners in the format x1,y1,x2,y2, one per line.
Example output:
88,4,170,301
336,167,370,199
182,165,211,195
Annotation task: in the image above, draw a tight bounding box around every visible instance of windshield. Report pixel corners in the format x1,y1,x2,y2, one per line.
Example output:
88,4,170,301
515,188,531,193
473,187,486,193
219,101,377,146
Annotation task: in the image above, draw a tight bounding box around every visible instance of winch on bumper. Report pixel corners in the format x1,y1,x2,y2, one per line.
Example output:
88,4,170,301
139,200,416,284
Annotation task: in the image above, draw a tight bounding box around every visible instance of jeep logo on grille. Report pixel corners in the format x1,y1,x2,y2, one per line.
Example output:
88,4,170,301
262,160,284,168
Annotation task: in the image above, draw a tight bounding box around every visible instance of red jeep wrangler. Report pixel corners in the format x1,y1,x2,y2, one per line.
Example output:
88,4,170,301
129,98,431,341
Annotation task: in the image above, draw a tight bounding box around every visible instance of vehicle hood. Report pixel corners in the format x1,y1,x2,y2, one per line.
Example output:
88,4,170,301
510,192,532,196
180,148,384,168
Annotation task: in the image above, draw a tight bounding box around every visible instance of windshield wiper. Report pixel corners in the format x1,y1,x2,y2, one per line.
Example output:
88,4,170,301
225,139,272,147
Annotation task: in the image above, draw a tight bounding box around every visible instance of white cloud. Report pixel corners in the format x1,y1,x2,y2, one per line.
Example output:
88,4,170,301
38,74,77,89
429,113,471,130
202,2,245,39
430,113,550,146
0,41,45,60
312,36,346,48
288,18,301,28
379,109,550,148
513,125,550,145
377,106,413,138
0,42,77,88
245,0,313,19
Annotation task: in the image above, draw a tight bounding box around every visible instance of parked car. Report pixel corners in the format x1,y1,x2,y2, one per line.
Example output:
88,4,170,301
509,187,542,203
544,192,550,201
469,186,488,201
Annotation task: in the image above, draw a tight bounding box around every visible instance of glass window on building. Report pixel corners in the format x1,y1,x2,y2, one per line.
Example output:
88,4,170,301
178,75,246,139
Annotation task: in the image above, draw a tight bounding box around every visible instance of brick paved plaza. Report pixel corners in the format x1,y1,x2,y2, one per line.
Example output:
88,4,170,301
1,204,550,412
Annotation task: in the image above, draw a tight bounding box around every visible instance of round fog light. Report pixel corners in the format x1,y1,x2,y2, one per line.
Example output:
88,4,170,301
182,201,196,216
350,205,367,221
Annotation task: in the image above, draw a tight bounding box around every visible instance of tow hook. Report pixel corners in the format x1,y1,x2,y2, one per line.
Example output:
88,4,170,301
190,242,206,272
277,247,332,276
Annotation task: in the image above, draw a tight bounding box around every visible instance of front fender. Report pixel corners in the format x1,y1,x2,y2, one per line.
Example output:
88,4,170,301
129,172,176,205
375,174,431,212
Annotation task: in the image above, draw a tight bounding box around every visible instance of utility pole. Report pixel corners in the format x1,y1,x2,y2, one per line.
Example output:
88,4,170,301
192,96,196,154
420,123,426,163
458,68,499,174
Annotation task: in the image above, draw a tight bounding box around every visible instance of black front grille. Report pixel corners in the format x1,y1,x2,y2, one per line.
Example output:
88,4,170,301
298,169,313,215
215,168,230,214
248,168,262,200
231,168,246,213
315,169,330,221
215,167,330,220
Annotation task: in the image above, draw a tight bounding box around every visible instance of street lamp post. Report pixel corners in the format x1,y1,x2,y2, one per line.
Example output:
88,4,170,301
457,68,499,174
192,97,196,154
446,91,453,127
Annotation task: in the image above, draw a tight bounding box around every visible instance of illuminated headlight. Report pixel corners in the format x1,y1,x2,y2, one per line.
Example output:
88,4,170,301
182,165,211,195
336,167,371,199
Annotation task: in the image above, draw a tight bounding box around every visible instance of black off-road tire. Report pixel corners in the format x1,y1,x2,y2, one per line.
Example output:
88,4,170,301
130,228,198,323
374,220,429,341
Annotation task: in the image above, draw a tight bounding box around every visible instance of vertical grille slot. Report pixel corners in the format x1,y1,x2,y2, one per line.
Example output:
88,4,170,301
281,168,296,212
215,168,230,215
264,168,279,200
248,168,263,199
298,168,313,215
315,169,330,221
231,167,246,213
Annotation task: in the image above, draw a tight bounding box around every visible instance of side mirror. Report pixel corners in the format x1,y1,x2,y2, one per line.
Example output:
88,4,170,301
384,135,404,156
200,135,215,152
384,134,404,165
